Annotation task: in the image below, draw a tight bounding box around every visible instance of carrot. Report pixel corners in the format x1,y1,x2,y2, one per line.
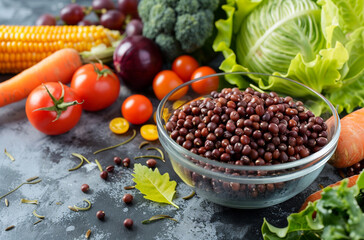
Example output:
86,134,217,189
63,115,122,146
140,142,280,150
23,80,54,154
299,174,359,211
0,48,82,107
328,108,364,168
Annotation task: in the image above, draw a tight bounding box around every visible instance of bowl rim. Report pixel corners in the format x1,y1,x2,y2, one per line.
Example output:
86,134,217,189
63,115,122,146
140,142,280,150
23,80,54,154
156,71,341,171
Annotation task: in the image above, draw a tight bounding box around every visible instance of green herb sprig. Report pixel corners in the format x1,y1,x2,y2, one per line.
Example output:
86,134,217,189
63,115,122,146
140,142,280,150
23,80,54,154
4,148,15,161
142,215,178,224
93,129,136,154
32,210,45,219
0,178,42,201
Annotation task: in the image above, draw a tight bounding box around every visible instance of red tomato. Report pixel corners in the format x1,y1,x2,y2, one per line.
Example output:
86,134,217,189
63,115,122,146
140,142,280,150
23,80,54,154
71,63,120,111
172,55,199,82
152,70,188,100
26,82,83,135
191,66,219,95
121,94,153,125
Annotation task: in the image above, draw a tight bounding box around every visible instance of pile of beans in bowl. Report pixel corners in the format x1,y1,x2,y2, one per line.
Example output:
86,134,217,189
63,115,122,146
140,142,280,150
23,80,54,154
166,87,329,166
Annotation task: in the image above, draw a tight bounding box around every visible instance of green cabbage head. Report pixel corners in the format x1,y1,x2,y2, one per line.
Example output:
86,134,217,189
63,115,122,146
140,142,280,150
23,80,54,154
236,0,324,79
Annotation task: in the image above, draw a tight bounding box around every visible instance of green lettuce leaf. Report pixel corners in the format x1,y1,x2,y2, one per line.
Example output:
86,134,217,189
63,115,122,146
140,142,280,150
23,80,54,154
358,169,364,190
273,41,348,93
213,0,261,89
319,0,364,34
324,25,347,48
262,171,364,240
326,27,364,113
232,0,263,34
132,163,179,208
326,74,364,113
262,204,323,240
343,27,364,82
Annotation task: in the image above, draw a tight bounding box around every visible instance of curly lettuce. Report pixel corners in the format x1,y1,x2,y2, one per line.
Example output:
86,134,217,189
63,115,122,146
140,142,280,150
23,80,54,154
261,171,364,239
213,0,364,113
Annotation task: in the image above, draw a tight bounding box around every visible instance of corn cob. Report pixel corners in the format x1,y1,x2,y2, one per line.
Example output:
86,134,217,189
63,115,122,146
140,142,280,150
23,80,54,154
0,25,121,73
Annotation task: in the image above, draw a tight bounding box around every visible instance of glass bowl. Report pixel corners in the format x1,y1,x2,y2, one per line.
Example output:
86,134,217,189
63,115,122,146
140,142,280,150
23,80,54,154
156,72,340,209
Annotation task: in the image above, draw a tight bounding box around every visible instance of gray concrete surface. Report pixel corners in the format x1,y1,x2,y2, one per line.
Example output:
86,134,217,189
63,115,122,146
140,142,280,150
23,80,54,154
0,1,341,239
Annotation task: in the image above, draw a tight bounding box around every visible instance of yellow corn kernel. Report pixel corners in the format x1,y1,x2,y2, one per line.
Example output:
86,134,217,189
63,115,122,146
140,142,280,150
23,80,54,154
0,61,36,74
0,25,121,73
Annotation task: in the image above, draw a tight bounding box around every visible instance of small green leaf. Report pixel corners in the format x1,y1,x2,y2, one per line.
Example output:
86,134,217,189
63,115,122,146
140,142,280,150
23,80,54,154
319,0,364,35
357,170,364,190
132,164,179,209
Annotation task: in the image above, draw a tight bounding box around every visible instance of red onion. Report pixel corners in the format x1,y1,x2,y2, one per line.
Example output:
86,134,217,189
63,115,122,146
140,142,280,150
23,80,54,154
113,36,163,90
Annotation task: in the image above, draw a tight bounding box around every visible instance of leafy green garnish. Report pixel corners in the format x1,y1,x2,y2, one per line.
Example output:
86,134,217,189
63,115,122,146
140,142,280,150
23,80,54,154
132,164,179,209
261,171,364,239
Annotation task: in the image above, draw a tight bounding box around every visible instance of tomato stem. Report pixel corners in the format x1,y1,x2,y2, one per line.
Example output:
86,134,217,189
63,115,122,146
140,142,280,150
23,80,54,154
92,62,116,81
33,82,83,122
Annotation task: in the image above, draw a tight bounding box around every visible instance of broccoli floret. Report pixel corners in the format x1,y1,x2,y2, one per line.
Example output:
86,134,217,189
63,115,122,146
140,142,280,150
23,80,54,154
142,4,176,39
175,0,200,14
138,0,156,21
155,0,177,8
198,0,220,12
155,34,183,60
175,11,215,53
138,0,220,61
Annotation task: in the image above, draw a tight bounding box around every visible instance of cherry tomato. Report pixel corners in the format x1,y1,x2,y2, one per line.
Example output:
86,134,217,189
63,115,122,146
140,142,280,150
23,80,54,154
152,70,188,100
109,117,129,134
71,63,120,111
26,82,83,135
121,94,153,125
172,55,199,82
140,124,158,141
191,66,219,95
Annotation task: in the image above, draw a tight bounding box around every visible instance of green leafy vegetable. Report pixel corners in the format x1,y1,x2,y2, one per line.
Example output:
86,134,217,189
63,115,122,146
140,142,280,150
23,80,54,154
320,0,364,34
213,0,364,113
261,171,364,239
0,178,42,201
132,163,179,209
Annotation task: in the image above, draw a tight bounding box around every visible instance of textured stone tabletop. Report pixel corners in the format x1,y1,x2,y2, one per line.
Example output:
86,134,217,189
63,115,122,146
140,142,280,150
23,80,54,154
0,1,341,239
